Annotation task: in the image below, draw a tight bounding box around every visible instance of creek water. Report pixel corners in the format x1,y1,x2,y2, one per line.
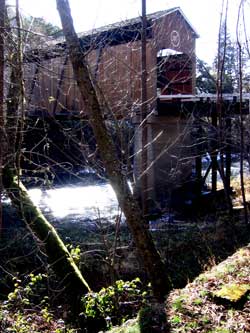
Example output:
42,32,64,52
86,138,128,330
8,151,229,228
27,183,120,222
3,158,249,226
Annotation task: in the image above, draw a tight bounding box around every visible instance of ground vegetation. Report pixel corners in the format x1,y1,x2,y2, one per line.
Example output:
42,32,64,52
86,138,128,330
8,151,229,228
0,0,250,332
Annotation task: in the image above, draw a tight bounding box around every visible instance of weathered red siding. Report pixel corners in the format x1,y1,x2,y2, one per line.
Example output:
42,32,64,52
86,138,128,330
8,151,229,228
26,9,197,117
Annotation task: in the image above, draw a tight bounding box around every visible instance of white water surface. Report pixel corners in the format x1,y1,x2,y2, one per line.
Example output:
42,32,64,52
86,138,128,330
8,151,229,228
3,159,249,223
28,183,119,220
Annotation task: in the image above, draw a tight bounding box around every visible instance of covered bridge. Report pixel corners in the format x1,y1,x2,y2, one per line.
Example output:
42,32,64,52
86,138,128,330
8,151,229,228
25,7,198,117
25,7,200,212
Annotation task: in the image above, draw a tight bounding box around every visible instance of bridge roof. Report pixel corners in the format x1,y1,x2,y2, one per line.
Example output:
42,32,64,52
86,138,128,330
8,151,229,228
77,7,199,40
26,7,199,62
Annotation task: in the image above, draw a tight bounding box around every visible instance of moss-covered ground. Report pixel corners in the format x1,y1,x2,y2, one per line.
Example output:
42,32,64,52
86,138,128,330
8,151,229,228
1,202,250,332
108,243,250,333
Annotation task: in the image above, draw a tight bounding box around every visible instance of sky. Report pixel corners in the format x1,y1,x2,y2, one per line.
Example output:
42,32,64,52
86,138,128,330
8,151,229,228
7,0,250,65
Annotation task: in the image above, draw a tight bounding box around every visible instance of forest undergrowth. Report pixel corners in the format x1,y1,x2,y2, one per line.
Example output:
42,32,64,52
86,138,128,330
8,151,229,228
0,201,250,332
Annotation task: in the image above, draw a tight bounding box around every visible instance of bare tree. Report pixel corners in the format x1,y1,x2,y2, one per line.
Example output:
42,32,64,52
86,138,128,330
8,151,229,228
0,0,5,235
2,0,91,308
56,0,170,301
237,0,248,225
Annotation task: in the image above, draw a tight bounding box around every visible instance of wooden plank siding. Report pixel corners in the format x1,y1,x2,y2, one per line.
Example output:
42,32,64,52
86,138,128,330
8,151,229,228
25,8,197,118
152,11,196,95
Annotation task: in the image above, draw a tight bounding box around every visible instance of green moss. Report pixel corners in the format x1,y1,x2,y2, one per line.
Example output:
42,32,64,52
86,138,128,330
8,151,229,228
199,290,209,297
170,315,181,324
185,321,199,329
208,328,231,333
3,169,91,308
197,273,209,282
224,263,237,274
214,283,250,302
193,297,203,305
201,316,210,324
172,295,186,311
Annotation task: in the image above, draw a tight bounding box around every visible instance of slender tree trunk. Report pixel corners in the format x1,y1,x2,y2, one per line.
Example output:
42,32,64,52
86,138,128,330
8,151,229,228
141,0,148,216
236,3,248,225
225,116,231,195
14,0,25,176
211,105,217,193
238,42,248,225
56,0,170,300
4,2,24,168
0,0,5,235
215,6,233,213
3,0,91,307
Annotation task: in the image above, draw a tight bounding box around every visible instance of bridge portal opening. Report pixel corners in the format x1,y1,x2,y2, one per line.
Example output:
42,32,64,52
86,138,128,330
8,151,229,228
157,49,193,95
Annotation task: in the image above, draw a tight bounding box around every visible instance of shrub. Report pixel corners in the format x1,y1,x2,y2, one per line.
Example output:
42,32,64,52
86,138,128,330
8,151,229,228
81,278,150,330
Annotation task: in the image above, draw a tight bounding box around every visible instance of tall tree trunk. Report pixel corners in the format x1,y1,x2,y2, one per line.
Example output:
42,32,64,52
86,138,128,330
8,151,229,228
3,0,91,307
140,0,148,216
236,4,248,226
0,0,5,235
238,42,248,225
56,0,170,300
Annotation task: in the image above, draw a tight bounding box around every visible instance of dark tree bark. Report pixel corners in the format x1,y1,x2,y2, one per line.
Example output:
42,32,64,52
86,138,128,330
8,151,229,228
237,41,248,225
140,0,148,215
0,0,5,234
2,0,91,307
5,52,22,165
56,0,170,300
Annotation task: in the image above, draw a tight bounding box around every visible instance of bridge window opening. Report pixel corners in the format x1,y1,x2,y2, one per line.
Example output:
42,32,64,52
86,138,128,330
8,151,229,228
157,49,193,95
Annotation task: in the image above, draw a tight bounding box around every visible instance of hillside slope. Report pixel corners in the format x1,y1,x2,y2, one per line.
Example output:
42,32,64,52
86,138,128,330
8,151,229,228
109,243,250,333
